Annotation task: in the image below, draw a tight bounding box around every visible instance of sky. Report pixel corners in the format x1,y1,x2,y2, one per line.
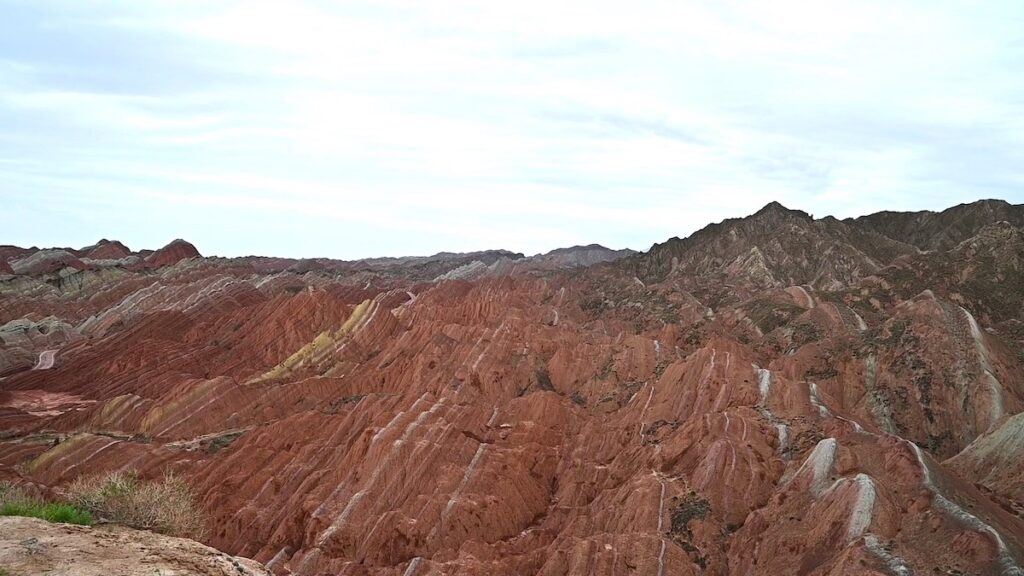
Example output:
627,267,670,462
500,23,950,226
2,1,1023,259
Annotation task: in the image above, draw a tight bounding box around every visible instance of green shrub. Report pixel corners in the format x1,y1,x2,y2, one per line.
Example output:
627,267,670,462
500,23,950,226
1,501,93,525
0,482,93,526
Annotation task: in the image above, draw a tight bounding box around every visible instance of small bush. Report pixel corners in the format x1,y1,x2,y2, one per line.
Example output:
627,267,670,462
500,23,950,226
0,482,93,526
65,470,207,539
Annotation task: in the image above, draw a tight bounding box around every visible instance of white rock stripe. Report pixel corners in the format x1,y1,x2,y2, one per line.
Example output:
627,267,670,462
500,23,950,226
961,307,1005,429
909,442,1023,575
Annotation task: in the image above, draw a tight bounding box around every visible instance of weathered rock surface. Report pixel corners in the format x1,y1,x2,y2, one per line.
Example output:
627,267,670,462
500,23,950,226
1,199,1023,575
0,516,270,576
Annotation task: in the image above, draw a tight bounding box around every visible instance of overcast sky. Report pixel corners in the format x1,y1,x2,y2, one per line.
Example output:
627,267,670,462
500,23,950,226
2,1,1023,258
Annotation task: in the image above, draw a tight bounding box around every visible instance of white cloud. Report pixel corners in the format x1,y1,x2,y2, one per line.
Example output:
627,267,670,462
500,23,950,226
0,0,1022,258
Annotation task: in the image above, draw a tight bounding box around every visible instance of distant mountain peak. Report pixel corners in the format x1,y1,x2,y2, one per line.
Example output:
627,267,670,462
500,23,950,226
753,201,811,220
758,200,788,212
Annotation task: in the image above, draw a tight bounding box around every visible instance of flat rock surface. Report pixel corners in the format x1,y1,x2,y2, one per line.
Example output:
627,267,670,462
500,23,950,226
0,516,270,576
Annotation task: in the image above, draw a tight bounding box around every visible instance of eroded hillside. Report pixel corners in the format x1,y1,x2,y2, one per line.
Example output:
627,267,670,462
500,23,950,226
2,201,1024,575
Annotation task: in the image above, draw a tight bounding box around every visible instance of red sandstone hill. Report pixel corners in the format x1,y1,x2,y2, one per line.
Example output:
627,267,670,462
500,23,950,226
82,239,132,260
140,238,201,269
1,200,1024,575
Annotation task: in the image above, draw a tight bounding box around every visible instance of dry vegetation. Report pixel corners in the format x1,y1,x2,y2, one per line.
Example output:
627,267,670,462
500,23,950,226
65,470,208,539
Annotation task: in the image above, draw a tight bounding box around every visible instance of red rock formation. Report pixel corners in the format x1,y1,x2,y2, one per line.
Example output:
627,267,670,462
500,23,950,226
83,239,132,260
1,200,1023,575
140,239,201,269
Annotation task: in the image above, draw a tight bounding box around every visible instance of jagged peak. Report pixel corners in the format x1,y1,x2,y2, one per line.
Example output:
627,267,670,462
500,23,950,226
752,201,812,220
165,238,196,249
758,200,788,213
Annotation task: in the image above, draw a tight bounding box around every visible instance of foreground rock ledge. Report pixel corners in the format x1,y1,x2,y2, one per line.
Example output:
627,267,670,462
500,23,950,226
0,516,270,576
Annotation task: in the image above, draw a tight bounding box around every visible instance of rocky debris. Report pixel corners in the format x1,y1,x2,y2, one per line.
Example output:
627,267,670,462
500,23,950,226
0,516,270,576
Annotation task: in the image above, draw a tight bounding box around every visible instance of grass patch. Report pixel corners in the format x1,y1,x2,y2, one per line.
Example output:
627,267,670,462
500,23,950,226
0,482,93,526
1,501,93,525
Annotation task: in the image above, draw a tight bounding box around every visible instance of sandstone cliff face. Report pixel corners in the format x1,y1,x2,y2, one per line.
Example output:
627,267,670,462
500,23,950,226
1,200,1024,575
